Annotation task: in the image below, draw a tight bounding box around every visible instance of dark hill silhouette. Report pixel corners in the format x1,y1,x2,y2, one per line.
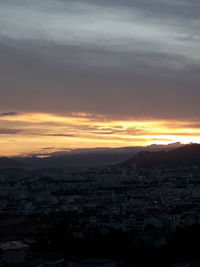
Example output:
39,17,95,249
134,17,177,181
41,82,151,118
15,142,182,169
123,143,200,167
0,157,23,168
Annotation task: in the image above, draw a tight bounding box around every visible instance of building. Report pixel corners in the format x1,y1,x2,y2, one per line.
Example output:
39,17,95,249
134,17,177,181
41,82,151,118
0,240,29,265
68,258,116,267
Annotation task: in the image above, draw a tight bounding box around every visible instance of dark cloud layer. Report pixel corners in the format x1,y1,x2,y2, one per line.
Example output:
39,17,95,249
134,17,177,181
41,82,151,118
0,129,21,134
0,0,200,119
0,112,19,117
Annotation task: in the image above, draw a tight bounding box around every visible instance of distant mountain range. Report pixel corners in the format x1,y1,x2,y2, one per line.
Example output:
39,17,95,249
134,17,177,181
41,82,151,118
0,157,23,169
123,143,200,168
0,142,183,169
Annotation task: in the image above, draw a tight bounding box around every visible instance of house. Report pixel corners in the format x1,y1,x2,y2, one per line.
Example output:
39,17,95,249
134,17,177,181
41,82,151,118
0,240,29,264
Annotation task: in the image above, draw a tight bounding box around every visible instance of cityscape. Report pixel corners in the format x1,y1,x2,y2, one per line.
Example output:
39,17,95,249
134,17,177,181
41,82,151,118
1,0,200,266
0,144,200,266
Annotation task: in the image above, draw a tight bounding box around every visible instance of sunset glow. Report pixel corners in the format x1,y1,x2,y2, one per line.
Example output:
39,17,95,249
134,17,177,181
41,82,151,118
0,112,200,156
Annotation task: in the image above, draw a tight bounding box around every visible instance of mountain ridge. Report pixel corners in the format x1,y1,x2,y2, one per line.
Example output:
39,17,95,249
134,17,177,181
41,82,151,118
0,157,23,168
0,142,185,169
123,143,200,168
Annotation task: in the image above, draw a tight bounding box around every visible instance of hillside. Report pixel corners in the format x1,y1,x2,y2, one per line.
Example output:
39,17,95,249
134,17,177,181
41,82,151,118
0,157,23,169
15,142,182,169
123,143,200,168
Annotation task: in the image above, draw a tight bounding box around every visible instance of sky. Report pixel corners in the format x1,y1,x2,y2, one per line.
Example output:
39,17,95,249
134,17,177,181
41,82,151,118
0,0,200,156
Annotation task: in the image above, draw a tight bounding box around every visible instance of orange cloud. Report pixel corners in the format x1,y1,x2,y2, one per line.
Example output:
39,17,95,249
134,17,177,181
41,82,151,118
0,112,200,156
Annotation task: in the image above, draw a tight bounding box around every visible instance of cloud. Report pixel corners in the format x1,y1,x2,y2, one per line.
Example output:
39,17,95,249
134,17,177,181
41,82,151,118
0,0,199,59
41,133,75,137
42,147,57,150
0,129,21,134
0,112,19,117
0,0,200,122
0,111,200,156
